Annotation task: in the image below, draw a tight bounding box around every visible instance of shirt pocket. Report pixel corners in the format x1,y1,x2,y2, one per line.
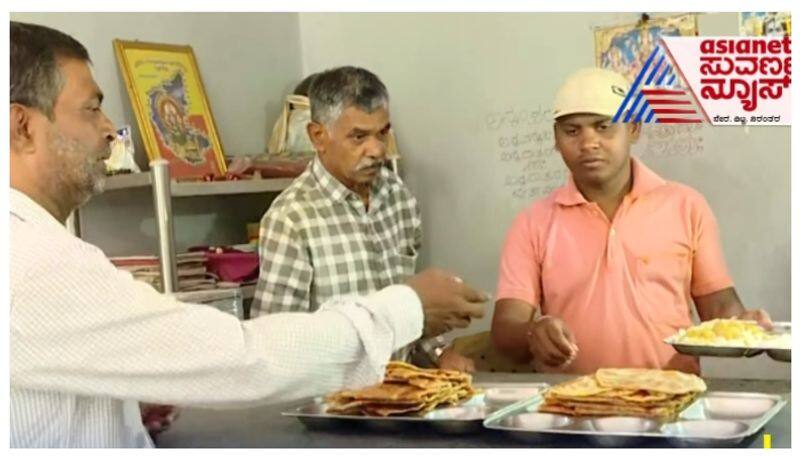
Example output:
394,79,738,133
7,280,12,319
386,250,417,282
633,250,693,326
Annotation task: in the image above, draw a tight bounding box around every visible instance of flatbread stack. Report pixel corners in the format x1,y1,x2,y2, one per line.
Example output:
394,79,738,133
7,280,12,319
325,361,478,417
539,368,706,421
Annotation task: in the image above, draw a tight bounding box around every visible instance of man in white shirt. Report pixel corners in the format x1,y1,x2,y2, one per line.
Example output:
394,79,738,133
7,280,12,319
9,21,487,448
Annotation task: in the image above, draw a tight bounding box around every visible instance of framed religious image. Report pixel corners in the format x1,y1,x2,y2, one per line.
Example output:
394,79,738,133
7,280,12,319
113,39,227,179
594,14,698,88
739,12,791,37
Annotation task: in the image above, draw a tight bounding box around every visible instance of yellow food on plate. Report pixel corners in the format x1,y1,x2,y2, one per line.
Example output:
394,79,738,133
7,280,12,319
673,319,782,347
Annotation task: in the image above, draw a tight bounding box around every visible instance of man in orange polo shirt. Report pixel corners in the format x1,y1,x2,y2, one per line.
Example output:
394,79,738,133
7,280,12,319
490,67,772,375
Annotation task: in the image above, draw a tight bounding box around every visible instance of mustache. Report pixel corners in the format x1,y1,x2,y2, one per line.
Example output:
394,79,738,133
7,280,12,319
355,160,385,171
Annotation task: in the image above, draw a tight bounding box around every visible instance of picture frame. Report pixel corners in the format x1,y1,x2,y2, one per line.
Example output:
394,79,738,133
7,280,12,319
113,39,227,179
594,14,698,88
739,12,791,37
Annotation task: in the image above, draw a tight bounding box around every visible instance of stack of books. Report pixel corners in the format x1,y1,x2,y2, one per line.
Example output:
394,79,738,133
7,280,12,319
110,252,217,292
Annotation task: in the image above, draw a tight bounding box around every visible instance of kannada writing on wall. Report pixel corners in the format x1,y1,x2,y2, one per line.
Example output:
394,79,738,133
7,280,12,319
637,123,705,158
484,107,705,202
485,106,568,201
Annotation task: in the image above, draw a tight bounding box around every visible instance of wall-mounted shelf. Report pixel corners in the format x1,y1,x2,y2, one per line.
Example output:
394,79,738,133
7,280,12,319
104,172,293,197
72,164,290,320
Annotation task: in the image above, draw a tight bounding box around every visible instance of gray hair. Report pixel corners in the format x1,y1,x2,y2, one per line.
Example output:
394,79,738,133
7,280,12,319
293,72,319,97
308,66,389,126
11,21,91,119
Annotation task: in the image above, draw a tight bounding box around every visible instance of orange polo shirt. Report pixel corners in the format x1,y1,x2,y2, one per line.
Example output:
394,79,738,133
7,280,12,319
495,158,733,375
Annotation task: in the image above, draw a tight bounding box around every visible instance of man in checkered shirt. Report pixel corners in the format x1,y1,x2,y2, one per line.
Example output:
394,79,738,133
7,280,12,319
252,67,473,371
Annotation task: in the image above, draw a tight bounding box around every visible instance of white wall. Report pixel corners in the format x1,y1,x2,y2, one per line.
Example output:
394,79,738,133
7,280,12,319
11,12,304,254
298,12,790,380
11,12,790,379
11,12,303,158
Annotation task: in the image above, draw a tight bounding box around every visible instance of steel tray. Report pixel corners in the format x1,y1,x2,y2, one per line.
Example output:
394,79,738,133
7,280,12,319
483,391,786,447
283,383,549,434
664,339,765,358
664,321,791,362
766,348,791,362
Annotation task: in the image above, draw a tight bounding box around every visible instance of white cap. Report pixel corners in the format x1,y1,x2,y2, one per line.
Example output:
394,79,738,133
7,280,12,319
552,67,631,120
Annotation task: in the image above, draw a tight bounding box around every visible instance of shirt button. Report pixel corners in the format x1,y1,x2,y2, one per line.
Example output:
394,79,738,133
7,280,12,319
610,228,616,237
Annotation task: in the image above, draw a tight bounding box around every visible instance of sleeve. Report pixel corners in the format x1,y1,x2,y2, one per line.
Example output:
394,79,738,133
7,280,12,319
495,208,542,308
689,193,735,297
250,206,314,317
10,238,423,409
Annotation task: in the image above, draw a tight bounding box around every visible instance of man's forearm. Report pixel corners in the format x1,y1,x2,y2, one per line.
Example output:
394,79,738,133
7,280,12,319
491,299,538,363
491,318,533,363
694,287,746,321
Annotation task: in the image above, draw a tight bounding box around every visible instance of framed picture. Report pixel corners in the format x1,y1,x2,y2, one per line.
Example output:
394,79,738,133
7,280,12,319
594,14,698,88
113,40,227,179
739,12,791,37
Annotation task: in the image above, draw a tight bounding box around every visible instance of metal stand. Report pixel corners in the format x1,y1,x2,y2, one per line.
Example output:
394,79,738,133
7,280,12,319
150,160,179,293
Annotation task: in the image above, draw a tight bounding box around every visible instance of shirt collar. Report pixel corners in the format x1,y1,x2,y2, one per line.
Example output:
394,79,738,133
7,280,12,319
554,157,666,206
9,187,68,231
627,157,666,200
311,155,388,207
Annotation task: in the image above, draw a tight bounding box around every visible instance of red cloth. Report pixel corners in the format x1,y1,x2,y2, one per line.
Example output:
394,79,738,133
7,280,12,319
189,247,259,283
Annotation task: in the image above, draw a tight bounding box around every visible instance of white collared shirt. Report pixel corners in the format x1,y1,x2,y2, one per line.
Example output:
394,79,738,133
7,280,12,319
10,188,422,448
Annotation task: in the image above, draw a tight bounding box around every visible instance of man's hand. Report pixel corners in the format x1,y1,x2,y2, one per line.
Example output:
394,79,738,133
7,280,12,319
140,403,179,438
405,268,488,337
733,308,774,330
436,346,475,373
527,315,578,368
